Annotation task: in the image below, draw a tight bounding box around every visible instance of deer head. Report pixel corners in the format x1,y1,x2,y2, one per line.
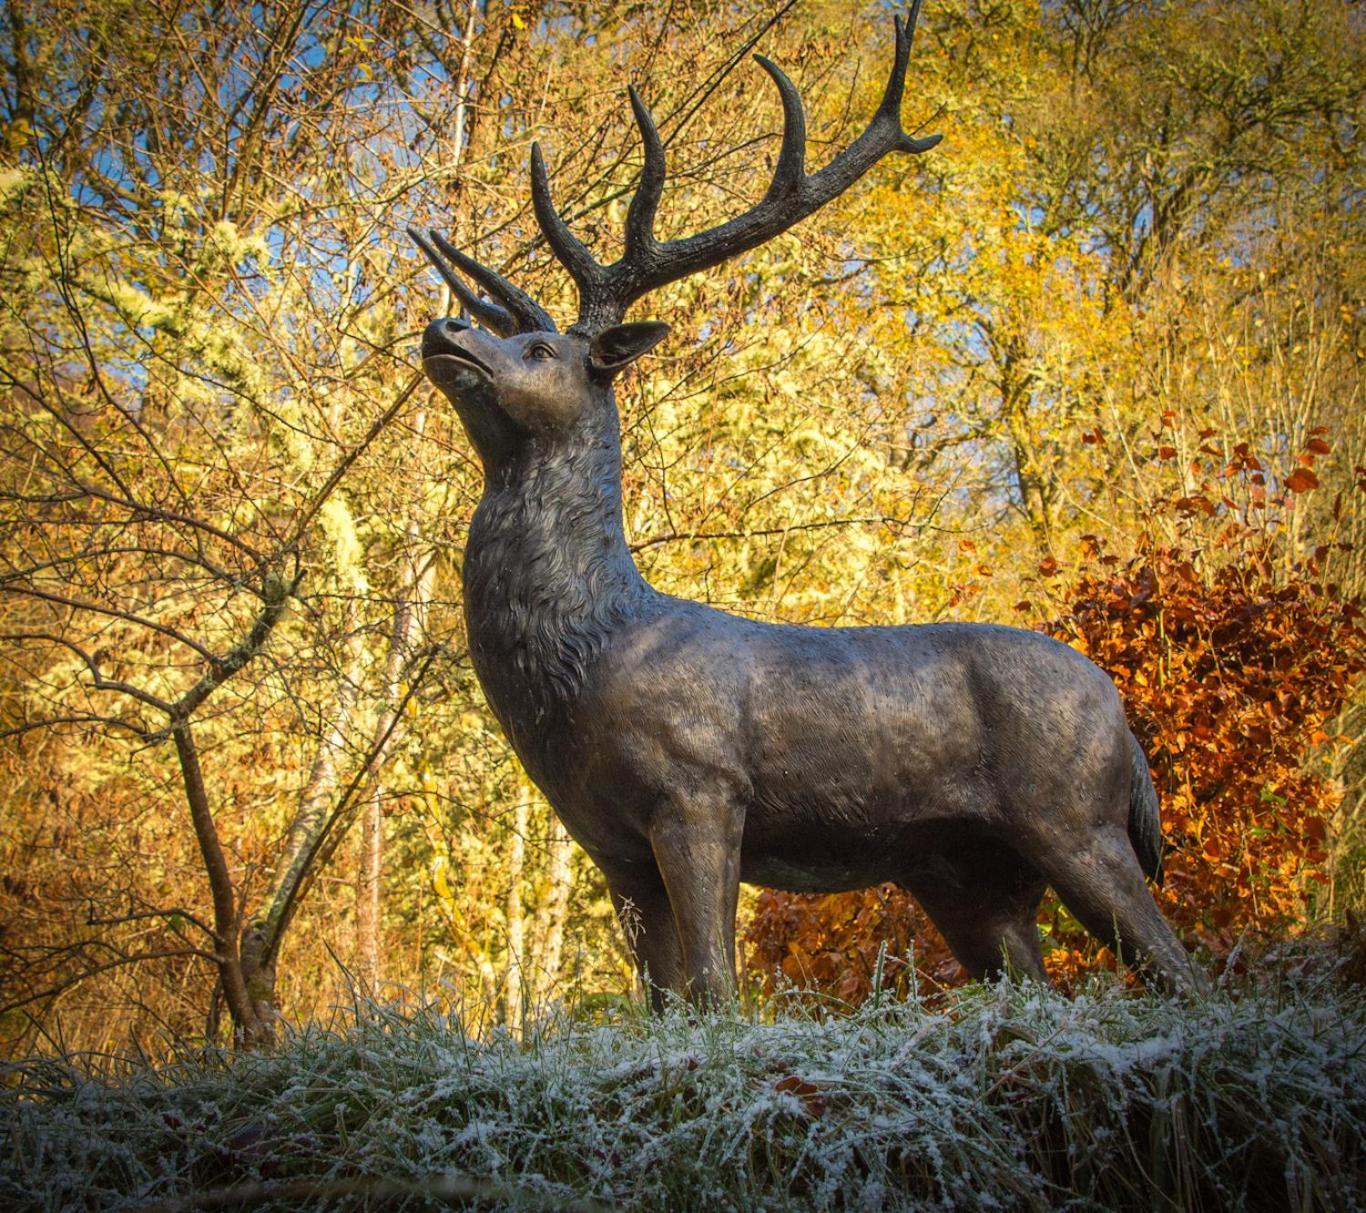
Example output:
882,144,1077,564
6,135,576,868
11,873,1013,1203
411,3,940,470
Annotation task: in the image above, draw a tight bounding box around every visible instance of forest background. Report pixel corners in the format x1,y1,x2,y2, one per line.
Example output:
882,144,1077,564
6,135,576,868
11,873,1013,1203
0,0,1361,1055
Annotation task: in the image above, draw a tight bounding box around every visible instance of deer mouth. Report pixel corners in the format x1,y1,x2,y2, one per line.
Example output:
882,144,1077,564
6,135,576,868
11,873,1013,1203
423,347,492,385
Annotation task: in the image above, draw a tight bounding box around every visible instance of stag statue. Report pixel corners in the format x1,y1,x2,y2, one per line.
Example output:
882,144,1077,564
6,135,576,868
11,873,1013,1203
410,3,1196,1007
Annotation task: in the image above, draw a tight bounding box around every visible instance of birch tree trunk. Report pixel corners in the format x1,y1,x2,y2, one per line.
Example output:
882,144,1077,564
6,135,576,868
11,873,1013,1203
531,820,574,1009
356,487,437,988
503,778,530,1031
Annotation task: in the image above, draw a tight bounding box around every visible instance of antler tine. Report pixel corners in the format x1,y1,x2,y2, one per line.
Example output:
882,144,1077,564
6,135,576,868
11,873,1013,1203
408,227,519,336
423,228,557,334
754,55,806,201
623,85,665,261
530,143,603,300
878,3,941,154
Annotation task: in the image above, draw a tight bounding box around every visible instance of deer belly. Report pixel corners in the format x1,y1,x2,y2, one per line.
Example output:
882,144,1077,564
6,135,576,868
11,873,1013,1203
739,818,912,893
740,725,921,891
737,716,988,892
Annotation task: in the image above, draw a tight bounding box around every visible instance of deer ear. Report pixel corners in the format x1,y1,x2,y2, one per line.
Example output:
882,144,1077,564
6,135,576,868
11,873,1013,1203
589,322,670,375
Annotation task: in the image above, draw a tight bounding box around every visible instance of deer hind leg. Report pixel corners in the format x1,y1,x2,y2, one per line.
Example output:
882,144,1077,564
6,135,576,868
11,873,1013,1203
901,839,1048,984
1026,825,1197,993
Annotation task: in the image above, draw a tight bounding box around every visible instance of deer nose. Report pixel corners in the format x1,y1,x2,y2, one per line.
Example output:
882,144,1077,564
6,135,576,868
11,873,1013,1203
422,315,472,359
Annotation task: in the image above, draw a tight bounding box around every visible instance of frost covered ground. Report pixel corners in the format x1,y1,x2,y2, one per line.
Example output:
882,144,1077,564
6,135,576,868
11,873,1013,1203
3,971,1363,1211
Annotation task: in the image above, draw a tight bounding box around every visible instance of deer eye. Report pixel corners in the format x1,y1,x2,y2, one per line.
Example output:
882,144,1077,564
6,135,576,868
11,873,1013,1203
526,342,556,362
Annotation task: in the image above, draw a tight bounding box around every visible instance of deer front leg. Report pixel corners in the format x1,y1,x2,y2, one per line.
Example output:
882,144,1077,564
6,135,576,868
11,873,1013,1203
607,875,684,1014
648,795,744,1008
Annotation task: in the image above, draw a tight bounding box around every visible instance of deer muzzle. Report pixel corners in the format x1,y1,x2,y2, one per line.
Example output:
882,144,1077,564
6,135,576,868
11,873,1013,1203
421,317,493,385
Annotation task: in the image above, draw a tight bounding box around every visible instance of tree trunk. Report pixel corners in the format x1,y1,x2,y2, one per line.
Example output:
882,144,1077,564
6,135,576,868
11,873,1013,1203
356,782,384,991
531,818,574,1008
356,424,438,989
503,779,529,1031
238,922,278,1046
172,722,274,1048
259,602,364,942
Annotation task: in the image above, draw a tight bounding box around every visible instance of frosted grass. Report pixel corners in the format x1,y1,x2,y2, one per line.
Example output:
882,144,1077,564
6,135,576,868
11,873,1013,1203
3,972,1363,1211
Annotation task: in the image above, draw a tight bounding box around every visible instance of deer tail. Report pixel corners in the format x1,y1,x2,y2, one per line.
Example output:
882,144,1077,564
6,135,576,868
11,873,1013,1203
1126,731,1165,885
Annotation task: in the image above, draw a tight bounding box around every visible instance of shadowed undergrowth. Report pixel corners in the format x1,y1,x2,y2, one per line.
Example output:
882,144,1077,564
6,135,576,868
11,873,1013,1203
2,967,1363,1212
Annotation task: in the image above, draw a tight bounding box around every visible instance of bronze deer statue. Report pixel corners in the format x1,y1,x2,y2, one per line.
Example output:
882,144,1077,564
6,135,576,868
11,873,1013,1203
410,4,1197,1008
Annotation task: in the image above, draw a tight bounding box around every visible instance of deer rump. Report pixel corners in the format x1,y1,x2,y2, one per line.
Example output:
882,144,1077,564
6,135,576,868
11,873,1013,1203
412,1,1196,1002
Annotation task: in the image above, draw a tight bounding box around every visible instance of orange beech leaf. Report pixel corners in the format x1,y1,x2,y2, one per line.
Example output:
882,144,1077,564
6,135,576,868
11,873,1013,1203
774,1074,828,1118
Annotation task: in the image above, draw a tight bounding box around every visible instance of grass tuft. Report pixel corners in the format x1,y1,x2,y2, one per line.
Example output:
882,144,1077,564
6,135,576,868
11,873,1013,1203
2,966,1363,1211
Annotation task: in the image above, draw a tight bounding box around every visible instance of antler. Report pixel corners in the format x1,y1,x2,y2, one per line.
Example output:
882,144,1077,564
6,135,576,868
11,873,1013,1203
411,3,939,338
407,226,557,336
535,2,942,335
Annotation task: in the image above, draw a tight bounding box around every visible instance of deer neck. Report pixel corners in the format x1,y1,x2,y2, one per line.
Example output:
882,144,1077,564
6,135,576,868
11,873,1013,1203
462,417,645,740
